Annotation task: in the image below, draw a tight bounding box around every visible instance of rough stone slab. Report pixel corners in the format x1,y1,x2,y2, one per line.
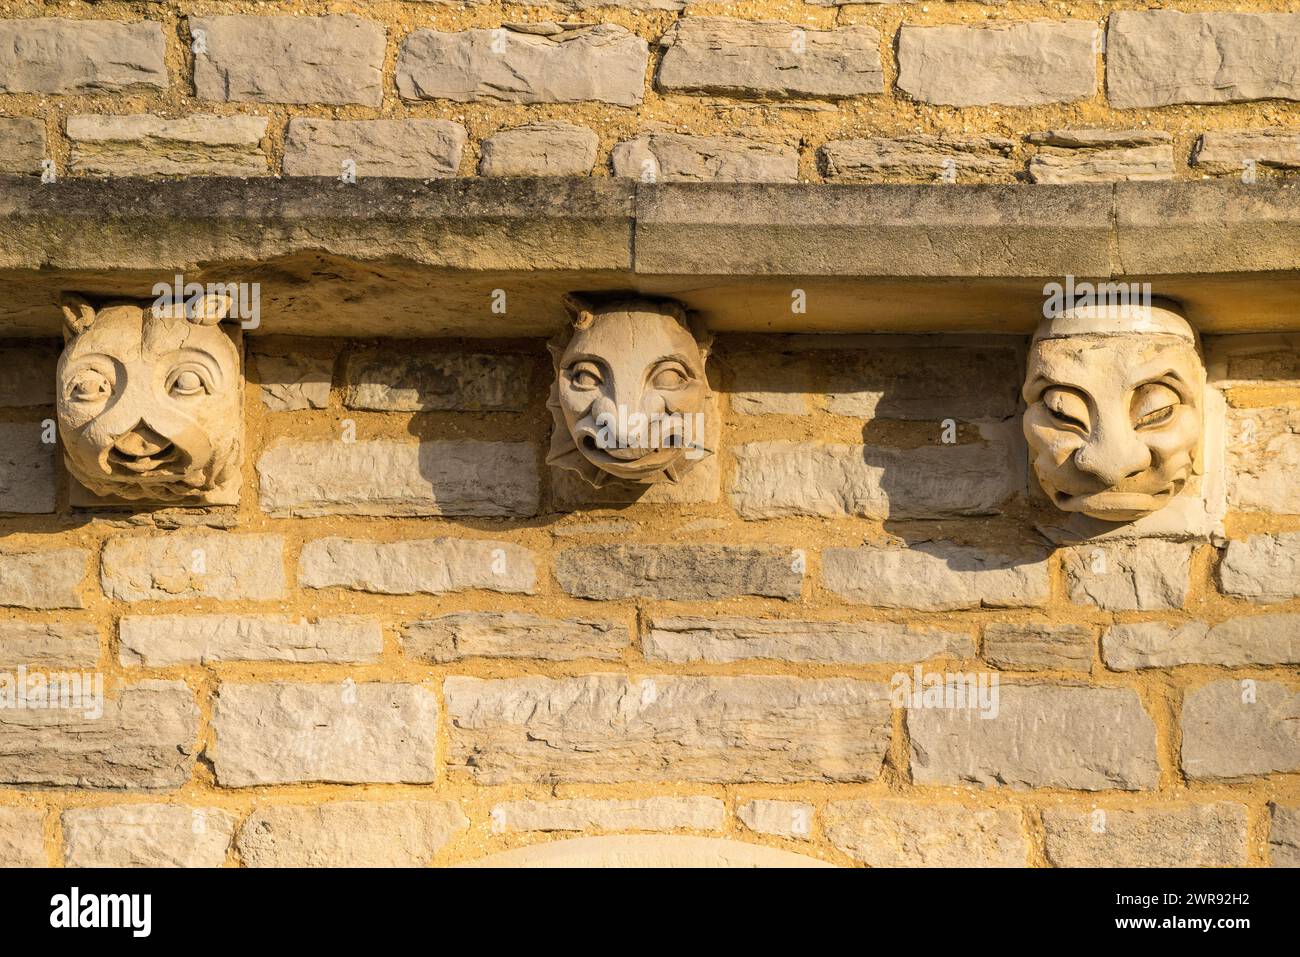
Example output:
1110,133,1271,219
0,807,43,867
253,351,332,412
0,622,98,669
657,18,883,100
738,799,813,840
404,612,626,663
238,801,467,867
1218,533,1300,603
0,344,56,406
1271,804,1300,867
0,118,46,176
612,133,798,183
1227,407,1300,513
644,616,973,664
0,423,55,513
824,800,1027,867
1028,145,1174,185
193,15,384,106
67,115,269,177
1104,616,1300,670
1207,334,1300,383
0,550,87,610
821,136,1016,183
300,537,536,595
397,24,648,106
823,543,1050,611
1062,541,1192,611
555,545,803,600
211,682,439,787
1181,679,1300,780
343,350,532,411
908,684,1159,791
120,615,382,666
0,19,166,95
1107,11,1300,108
0,680,198,790
1042,804,1248,867
730,440,1019,520
62,805,235,868
100,534,285,603
492,797,724,833
1194,130,1300,176
983,622,1094,672
725,351,812,415
1028,130,1174,149
257,439,539,518
479,122,599,176
824,343,1022,419
897,22,1097,107
283,119,465,178
445,674,891,784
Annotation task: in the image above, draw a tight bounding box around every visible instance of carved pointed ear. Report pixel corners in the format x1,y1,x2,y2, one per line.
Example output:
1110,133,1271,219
187,292,232,326
59,294,97,339
563,294,596,330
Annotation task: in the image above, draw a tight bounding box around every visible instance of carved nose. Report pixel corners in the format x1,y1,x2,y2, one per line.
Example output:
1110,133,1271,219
1073,431,1152,486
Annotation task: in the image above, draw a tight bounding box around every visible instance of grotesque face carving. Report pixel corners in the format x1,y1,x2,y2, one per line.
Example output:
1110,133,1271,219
1023,302,1205,522
547,297,713,487
56,293,242,504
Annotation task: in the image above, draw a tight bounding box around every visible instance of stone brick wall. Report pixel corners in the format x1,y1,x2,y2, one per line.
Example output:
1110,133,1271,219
1,329,1297,867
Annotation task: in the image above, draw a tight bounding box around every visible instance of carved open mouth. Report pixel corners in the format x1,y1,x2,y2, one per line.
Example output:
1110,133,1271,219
1054,482,1183,519
107,429,182,475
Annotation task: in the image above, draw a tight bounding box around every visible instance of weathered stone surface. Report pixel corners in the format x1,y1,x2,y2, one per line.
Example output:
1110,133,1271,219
193,15,385,106
1105,616,1300,670
253,351,332,412
726,351,811,415
0,423,55,514
0,19,166,95
1107,11,1300,108
730,440,1019,520
1194,130,1300,176
398,24,648,106
555,545,803,600
0,622,98,669
283,119,465,178
0,807,43,867
1227,407,1300,513
1271,804,1300,867
258,439,538,518
343,350,532,411
211,682,439,787
300,537,536,595
1029,130,1174,150
612,133,798,183
898,22,1097,107
550,453,720,509
445,675,891,784
644,616,973,664
1063,541,1192,611
824,344,1021,419
479,122,599,177
1181,680,1300,780
0,550,87,610
62,805,235,868
1218,533,1300,603
0,118,46,176
1028,145,1174,184
823,543,1049,611
1042,804,1247,867
492,797,724,833
404,612,626,663
100,534,285,603
0,345,56,407
67,115,269,177
821,136,1016,183
824,800,1027,867
465,834,832,868
738,799,813,840
909,684,1159,790
120,615,382,667
657,18,883,100
983,623,1094,672
0,680,198,789
238,801,467,867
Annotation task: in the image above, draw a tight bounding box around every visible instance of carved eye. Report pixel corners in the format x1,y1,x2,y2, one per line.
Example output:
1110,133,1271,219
1132,382,1180,429
1043,387,1090,432
167,365,211,398
68,369,112,404
568,361,603,390
651,362,689,390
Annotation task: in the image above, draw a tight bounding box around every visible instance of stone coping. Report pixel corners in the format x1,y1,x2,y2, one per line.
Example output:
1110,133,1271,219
0,177,1296,337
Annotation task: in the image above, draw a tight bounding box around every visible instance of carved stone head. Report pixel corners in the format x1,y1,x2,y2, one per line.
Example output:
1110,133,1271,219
547,296,714,487
1023,300,1205,522
56,293,242,504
